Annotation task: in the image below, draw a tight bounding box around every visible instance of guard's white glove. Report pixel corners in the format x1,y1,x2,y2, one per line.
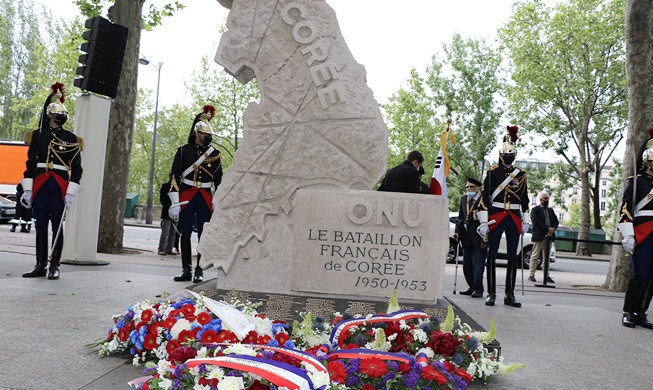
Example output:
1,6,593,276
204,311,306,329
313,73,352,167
64,194,74,208
622,236,636,255
169,205,180,221
477,225,490,241
522,222,530,233
20,191,32,209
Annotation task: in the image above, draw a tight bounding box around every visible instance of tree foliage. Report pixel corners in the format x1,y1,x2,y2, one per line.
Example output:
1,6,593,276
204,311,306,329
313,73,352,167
500,0,627,255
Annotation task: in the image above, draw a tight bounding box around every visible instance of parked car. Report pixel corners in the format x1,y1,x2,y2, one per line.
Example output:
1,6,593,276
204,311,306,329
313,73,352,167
0,195,17,224
447,212,555,269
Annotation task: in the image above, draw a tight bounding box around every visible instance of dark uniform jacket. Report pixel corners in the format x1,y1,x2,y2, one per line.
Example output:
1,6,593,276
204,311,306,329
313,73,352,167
378,160,421,193
531,204,559,242
24,125,83,197
169,143,222,210
620,172,653,244
456,194,483,248
159,181,172,220
481,164,529,232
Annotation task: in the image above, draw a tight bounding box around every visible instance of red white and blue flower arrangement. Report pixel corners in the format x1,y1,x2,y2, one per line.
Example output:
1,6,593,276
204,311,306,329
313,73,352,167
90,289,522,390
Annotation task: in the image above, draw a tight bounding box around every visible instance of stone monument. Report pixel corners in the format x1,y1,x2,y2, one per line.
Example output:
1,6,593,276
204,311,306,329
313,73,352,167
198,0,448,304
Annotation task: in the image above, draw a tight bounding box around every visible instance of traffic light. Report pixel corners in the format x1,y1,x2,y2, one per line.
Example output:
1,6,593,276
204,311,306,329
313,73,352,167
74,16,128,98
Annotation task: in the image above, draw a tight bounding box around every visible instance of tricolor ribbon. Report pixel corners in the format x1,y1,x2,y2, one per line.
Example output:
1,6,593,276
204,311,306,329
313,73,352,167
329,310,429,347
186,354,313,390
327,349,411,363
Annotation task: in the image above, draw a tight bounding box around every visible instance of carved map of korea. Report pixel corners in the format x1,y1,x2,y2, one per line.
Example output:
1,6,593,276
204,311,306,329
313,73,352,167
198,0,388,276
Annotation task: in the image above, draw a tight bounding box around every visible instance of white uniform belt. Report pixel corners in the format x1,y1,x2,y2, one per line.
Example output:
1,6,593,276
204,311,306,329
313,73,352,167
182,178,212,188
491,202,521,210
37,162,68,171
635,210,653,217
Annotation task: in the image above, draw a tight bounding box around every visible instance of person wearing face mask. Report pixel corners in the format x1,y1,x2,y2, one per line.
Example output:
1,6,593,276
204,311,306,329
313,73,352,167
478,125,529,307
455,177,486,298
168,105,222,283
20,82,83,280
528,192,558,283
377,150,424,193
617,128,653,329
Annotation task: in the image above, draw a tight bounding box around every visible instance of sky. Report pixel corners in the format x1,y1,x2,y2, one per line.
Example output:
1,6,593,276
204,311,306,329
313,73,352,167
39,0,573,161
42,0,520,107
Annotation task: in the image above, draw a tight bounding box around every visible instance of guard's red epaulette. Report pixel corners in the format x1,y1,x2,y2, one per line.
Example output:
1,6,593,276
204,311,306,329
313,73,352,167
487,165,498,171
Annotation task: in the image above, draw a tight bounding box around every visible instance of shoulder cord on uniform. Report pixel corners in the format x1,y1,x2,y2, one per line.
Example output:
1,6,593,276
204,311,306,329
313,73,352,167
47,135,81,169
503,171,527,204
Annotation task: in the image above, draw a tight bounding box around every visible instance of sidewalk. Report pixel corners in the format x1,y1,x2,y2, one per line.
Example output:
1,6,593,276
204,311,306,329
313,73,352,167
0,225,652,389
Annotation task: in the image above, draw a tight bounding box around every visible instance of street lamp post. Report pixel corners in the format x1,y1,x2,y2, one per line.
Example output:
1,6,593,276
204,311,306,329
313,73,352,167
139,57,163,225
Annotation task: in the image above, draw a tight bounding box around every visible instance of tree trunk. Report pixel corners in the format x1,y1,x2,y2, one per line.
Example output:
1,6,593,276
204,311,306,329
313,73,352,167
576,166,592,256
604,0,653,291
97,0,145,253
592,168,602,229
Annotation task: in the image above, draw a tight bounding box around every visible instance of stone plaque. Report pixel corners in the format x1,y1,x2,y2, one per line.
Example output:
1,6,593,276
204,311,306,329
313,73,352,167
291,189,448,302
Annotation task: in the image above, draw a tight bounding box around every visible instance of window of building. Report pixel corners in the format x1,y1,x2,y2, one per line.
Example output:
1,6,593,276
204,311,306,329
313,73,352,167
559,213,565,221
601,189,607,197
572,198,577,204
573,187,578,194
602,180,607,186
601,201,606,211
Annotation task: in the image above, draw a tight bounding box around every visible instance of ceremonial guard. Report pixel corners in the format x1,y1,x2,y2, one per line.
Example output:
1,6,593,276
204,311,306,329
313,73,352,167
168,105,222,283
618,128,653,329
20,82,83,280
478,126,529,307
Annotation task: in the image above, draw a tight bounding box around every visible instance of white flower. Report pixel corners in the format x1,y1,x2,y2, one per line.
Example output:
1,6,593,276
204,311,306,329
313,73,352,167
218,376,244,390
249,315,273,337
399,320,410,331
170,318,191,338
223,343,257,356
206,366,225,380
417,347,434,359
411,328,428,343
303,362,330,389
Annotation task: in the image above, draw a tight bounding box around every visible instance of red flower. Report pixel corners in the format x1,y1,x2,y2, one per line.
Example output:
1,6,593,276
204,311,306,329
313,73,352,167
209,378,219,387
215,330,234,343
421,366,448,385
342,343,359,350
327,361,347,384
257,335,272,344
455,367,474,383
244,330,259,344
398,363,411,374
118,327,130,342
143,333,159,351
359,357,388,378
178,329,194,343
198,377,209,386
431,331,460,357
247,380,270,390
141,382,149,390
197,312,211,325
275,332,290,345
168,346,197,364
169,309,181,318
148,321,164,335
166,339,181,354
201,329,218,345
141,309,153,323
362,384,374,390
181,304,195,317
163,317,177,330
106,331,114,342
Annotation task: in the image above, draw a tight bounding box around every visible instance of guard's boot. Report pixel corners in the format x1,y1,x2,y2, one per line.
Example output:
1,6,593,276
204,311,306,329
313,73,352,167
193,253,204,283
20,223,29,233
485,257,496,306
174,237,192,282
48,232,64,280
23,231,48,277
504,260,522,307
636,281,653,329
622,278,641,328
10,224,16,232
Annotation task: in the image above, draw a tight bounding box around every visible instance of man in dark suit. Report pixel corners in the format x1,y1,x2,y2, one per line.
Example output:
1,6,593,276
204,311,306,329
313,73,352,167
378,150,424,193
529,192,559,283
455,178,486,297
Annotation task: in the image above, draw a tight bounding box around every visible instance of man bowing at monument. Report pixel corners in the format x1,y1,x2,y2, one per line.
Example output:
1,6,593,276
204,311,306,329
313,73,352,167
478,126,529,307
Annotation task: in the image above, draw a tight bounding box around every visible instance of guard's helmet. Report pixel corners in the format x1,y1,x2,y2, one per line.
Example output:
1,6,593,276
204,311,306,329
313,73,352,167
187,105,216,144
499,125,519,155
41,82,67,127
639,128,653,169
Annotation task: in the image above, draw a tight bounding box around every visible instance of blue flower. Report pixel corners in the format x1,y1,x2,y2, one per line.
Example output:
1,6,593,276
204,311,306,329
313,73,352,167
353,334,367,346
466,336,480,350
267,339,280,347
284,340,296,349
420,322,433,334
272,323,287,334
403,371,420,387
453,352,463,365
